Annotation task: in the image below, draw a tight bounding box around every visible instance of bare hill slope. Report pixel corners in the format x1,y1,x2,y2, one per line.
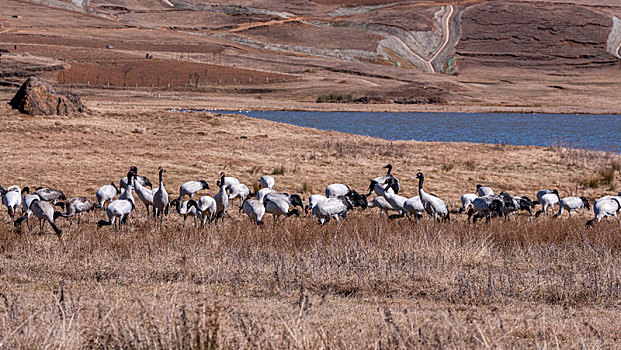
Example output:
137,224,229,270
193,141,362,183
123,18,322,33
0,0,619,112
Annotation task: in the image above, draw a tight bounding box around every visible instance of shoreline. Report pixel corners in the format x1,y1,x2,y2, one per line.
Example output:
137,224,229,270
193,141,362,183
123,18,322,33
87,96,621,115
2,88,620,115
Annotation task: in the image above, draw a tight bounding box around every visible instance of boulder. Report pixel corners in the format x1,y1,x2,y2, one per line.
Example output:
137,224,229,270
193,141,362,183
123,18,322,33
9,77,85,116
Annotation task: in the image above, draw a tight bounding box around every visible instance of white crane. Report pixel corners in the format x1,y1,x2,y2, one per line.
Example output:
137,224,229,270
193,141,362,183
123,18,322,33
15,199,62,236
325,183,350,198
263,197,301,225
229,183,250,206
586,195,621,226
459,193,478,213
240,198,266,226
555,196,590,218
305,194,327,216
1,185,28,223
259,175,275,189
94,182,119,209
177,180,209,201
152,166,169,229
476,184,494,197
535,189,560,217
54,197,93,231
416,172,450,222
213,172,229,223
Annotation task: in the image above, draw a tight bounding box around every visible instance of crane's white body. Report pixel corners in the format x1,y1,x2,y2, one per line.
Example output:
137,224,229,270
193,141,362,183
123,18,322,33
588,196,621,225
229,183,250,204
257,188,275,202
460,193,478,212
242,198,265,225
152,168,169,229
557,197,589,218
312,197,351,224
325,184,350,198
259,176,275,189
96,183,118,208
177,180,209,200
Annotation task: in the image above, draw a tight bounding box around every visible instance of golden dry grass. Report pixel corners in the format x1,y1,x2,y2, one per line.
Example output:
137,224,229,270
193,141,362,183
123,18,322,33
0,103,620,348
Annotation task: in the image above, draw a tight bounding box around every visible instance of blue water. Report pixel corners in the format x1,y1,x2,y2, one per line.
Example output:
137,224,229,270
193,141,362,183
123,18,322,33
189,109,620,152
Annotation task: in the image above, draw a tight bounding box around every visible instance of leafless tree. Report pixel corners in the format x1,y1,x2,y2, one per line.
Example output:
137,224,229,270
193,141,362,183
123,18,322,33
122,65,132,87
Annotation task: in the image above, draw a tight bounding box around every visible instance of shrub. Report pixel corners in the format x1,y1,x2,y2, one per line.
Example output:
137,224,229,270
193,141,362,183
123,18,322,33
441,163,455,172
302,181,312,193
272,164,286,175
600,167,615,185
579,177,600,188
316,92,353,103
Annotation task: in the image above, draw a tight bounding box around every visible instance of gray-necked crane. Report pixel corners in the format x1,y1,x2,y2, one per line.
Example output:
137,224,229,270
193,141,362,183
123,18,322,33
476,184,494,197
94,182,119,209
555,196,590,218
177,180,209,201
54,197,93,231
152,166,169,229
586,195,621,226
1,185,28,224
259,175,275,189
416,172,450,222
241,198,266,226
15,198,62,236
213,172,229,223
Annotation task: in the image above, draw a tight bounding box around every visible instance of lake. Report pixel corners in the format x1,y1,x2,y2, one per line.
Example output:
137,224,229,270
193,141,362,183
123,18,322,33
184,110,620,152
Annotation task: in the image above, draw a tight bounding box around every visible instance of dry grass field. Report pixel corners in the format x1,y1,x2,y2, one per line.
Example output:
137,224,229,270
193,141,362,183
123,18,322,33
0,102,620,348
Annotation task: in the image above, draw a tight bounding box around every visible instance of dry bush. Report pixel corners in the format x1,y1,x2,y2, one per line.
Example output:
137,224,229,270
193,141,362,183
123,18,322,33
599,167,615,185
441,163,454,172
316,92,353,103
301,180,312,193
271,164,286,175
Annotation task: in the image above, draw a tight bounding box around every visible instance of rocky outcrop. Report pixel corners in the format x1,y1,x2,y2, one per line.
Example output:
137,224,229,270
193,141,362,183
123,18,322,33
9,77,85,116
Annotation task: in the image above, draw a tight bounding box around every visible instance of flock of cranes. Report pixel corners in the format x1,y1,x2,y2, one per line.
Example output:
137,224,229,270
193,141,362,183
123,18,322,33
1,164,620,236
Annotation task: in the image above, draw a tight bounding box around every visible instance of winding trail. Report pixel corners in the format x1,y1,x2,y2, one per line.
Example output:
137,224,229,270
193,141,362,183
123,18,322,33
382,4,454,73
227,18,305,33
387,36,433,72
427,5,454,71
